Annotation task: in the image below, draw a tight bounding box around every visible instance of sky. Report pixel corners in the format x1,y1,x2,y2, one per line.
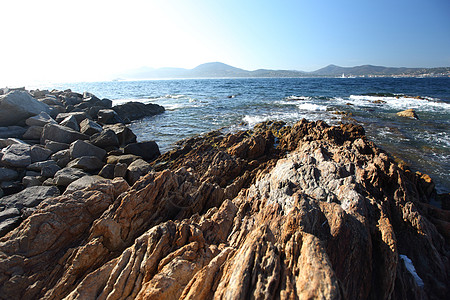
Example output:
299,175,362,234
1,0,449,85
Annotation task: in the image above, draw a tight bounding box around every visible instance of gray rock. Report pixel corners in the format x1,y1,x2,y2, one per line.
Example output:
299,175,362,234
31,89,48,99
123,141,160,161
41,123,89,144
67,156,104,171
54,167,87,186
25,111,57,127
106,154,140,166
64,175,107,194
41,164,61,178
59,115,79,132
0,91,51,126
97,109,124,124
0,181,23,196
55,112,89,124
22,176,42,187
45,141,69,153
90,129,120,149
79,119,102,136
27,160,58,171
112,101,165,123
0,187,3,198
30,145,53,163
98,164,115,179
0,168,18,181
0,138,27,149
0,208,20,222
1,143,31,168
127,158,152,185
40,97,63,106
103,124,137,146
22,126,43,140
1,185,60,209
0,216,21,237
25,170,41,176
51,149,71,168
0,126,27,139
69,140,106,161
114,162,127,178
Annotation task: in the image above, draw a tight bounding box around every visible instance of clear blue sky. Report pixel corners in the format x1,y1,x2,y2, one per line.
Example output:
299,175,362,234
1,0,449,84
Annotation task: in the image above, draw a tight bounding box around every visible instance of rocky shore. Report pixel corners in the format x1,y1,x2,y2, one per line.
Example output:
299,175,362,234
0,88,449,299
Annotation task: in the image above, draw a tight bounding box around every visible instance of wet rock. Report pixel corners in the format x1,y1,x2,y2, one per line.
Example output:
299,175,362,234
67,156,104,171
59,115,80,131
123,141,160,161
112,101,165,123
0,143,31,168
69,140,106,161
25,111,57,127
90,129,120,149
0,91,51,126
54,167,88,186
0,126,27,139
103,123,137,146
79,118,103,136
0,167,18,181
41,123,89,144
397,108,419,119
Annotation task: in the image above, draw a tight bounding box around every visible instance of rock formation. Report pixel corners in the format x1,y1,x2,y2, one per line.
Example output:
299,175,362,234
0,119,448,299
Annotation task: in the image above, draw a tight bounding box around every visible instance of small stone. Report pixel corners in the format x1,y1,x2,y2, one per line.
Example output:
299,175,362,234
397,109,419,119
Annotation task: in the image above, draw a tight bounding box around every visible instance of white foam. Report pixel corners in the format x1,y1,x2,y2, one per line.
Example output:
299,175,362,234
297,103,327,111
285,95,312,101
399,255,424,287
347,95,450,111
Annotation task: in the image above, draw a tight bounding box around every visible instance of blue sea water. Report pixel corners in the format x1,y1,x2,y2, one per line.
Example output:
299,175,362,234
42,77,450,193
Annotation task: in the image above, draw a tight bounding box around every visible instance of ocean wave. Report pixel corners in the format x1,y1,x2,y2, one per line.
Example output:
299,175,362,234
285,95,312,101
347,95,450,111
297,103,327,111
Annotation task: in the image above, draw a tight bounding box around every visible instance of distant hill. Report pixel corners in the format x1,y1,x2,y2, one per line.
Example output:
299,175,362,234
119,62,450,79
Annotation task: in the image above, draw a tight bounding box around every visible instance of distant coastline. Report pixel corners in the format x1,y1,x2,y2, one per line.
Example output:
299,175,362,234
119,62,450,80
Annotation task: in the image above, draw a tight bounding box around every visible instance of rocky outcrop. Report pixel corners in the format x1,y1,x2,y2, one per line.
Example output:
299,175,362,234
0,119,448,299
397,108,419,119
112,101,165,123
0,91,51,126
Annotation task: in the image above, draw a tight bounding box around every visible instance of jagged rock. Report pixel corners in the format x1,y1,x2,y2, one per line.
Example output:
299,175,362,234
0,180,23,196
69,140,106,161
0,216,21,237
79,118,103,136
22,126,43,140
97,109,124,124
0,138,26,149
0,126,27,139
397,108,419,119
53,167,88,186
67,156,104,171
103,123,137,146
124,141,160,161
112,101,165,123
0,143,31,168
0,167,18,181
126,158,152,184
55,112,89,124
90,129,120,149
40,96,63,106
41,123,89,144
27,160,59,172
30,145,52,163
59,115,80,132
45,141,69,153
0,120,448,300
25,111,57,127
64,175,108,194
0,91,51,126
31,89,48,99
22,176,42,187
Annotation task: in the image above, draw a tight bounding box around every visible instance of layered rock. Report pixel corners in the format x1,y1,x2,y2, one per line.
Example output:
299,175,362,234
0,119,448,299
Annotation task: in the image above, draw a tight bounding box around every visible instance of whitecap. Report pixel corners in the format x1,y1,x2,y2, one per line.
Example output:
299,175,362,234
348,95,450,111
297,103,327,111
399,255,424,287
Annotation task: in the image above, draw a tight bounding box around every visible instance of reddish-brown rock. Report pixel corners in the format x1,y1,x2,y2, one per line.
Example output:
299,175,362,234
0,119,448,300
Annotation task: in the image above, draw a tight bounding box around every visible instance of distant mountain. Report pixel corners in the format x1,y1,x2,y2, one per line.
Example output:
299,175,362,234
119,62,450,79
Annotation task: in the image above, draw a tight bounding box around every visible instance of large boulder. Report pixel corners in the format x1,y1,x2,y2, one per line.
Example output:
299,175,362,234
0,126,27,139
55,112,89,124
79,119,102,136
66,156,104,171
69,140,106,161
126,158,152,184
1,185,60,210
64,175,107,194
41,123,89,144
90,130,120,149
0,143,31,168
59,115,80,132
124,141,160,161
0,167,18,181
112,102,165,123
0,91,51,126
22,126,43,140
53,167,87,186
397,108,419,119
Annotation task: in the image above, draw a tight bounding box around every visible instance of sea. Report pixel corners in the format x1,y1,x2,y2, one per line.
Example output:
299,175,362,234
37,77,450,194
